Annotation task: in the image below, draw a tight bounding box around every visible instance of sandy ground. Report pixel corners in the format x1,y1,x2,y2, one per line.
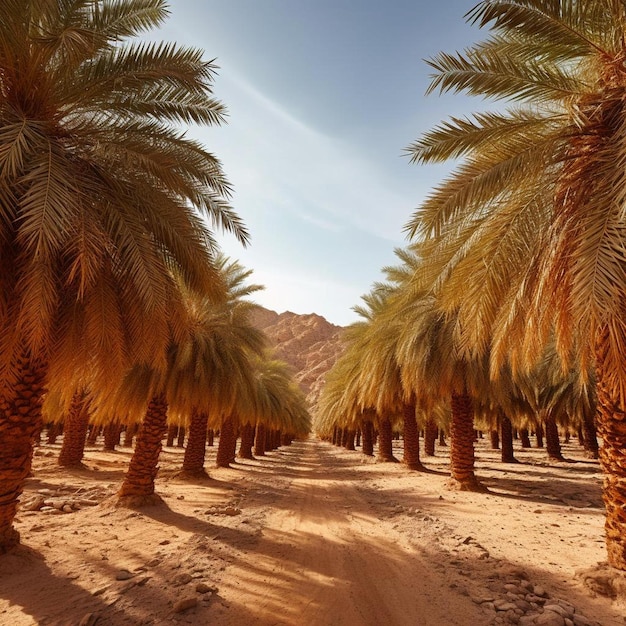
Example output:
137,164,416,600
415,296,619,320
1,435,625,626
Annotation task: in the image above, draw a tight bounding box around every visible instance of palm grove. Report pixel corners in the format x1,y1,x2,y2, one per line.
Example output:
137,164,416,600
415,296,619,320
0,0,309,555
315,0,626,574
3,0,626,581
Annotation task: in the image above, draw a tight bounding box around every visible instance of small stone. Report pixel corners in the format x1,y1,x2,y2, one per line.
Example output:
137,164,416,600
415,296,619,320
556,600,575,615
21,496,45,511
146,558,161,567
514,599,532,612
223,507,241,516
564,619,574,626
78,613,100,626
504,583,521,593
494,600,518,612
174,573,192,586
62,504,73,513
115,570,134,581
159,539,170,545
172,597,197,614
535,612,565,626
543,604,569,618
572,616,592,626
519,616,536,626
533,585,548,598
195,583,212,594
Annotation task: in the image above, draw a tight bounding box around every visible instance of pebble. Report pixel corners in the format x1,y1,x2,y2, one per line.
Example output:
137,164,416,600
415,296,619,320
479,572,601,626
174,573,192,586
172,597,197,614
115,570,134,581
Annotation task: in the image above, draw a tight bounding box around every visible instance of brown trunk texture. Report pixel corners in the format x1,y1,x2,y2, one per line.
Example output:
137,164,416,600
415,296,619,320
207,429,215,447
376,416,397,462
254,423,267,457
595,326,626,570
331,426,338,445
123,423,139,448
535,425,544,448
490,428,500,450
500,412,516,463
582,411,600,459
182,409,209,476
0,355,46,553
344,429,356,451
424,418,437,456
238,422,255,459
450,392,482,491
86,424,99,445
166,423,177,447
46,422,59,445
118,394,168,498
281,432,292,446
177,426,186,448
544,412,564,461
402,403,424,470
355,429,361,447
335,427,343,447
438,429,447,447
519,428,531,448
361,420,374,456
216,416,237,468
58,393,89,467
103,420,122,451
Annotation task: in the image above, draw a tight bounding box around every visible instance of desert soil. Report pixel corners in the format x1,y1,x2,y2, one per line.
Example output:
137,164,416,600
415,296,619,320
1,436,625,626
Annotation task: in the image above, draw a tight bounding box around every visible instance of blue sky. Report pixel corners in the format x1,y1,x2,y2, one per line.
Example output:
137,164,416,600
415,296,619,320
152,1,484,325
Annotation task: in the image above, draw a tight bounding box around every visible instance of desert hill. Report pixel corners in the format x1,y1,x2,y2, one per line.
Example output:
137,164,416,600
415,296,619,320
250,307,344,405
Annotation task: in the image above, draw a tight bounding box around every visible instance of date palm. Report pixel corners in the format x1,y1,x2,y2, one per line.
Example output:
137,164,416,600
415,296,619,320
405,0,626,569
0,0,246,551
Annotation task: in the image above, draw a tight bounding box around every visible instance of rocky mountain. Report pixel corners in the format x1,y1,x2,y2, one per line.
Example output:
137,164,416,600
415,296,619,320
251,307,345,406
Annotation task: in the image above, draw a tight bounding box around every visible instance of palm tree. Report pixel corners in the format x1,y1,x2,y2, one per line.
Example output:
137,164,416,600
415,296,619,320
0,1,247,551
405,0,626,569
117,265,266,497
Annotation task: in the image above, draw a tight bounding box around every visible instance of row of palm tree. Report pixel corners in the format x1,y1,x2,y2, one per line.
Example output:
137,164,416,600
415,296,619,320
0,1,310,554
317,0,626,572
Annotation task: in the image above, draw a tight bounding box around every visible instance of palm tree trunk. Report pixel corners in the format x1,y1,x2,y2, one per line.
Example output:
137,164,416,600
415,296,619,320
544,411,564,461
344,429,356,450
254,423,267,457
58,392,90,467
438,429,447,447
355,429,361,447
86,424,99,445
490,427,500,449
376,415,398,462
46,422,60,445
424,417,437,456
595,327,626,570
123,423,139,448
535,425,544,448
181,409,210,477
176,426,185,448
238,422,255,459
207,429,215,447
361,419,374,456
450,392,482,491
118,394,168,501
103,419,122,451
166,423,177,447
519,428,532,448
402,403,424,470
335,427,343,447
0,355,46,553
582,411,599,459
216,416,236,468
500,412,516,464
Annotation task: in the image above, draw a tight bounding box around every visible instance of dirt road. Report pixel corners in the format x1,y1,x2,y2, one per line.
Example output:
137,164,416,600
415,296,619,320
210,440,484,625
2,436,624,625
